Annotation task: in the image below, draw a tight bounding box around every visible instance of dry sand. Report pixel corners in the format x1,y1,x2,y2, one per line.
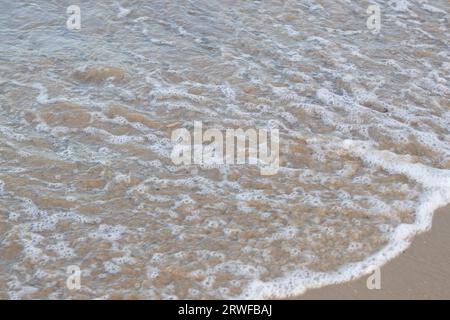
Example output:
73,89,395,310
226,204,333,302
296,205,450,299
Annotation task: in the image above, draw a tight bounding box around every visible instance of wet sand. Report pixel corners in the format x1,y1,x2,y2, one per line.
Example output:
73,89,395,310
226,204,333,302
298,205,450,299
2,1,450,299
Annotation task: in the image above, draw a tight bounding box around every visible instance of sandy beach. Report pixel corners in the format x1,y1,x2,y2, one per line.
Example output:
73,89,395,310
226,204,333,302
1,1,449,299
298,205,450,299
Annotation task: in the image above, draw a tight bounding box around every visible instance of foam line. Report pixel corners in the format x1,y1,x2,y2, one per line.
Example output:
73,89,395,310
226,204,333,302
239,140,450,299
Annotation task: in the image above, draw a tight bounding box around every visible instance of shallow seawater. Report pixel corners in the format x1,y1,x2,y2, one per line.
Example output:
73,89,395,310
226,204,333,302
0,0,449,299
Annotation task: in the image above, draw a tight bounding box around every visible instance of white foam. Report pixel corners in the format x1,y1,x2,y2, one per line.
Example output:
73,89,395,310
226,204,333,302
3,0,449,300
220,85,236,101
146,266,160,279
238,140,450,299
46,241,75,258
104,261,121,274
89,224,127,242
422,4,446,14
117,5,131,18
31,83,48,104
389,0,410,12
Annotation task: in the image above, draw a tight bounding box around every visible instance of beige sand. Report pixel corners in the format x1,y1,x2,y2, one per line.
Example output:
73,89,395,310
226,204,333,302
298,205,450,300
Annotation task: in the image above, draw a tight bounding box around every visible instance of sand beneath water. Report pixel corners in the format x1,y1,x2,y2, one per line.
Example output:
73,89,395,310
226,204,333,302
298,205,450,299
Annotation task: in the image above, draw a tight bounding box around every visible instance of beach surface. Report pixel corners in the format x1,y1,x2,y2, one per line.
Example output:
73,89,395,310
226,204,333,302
298,205,450,299
1,1,449,299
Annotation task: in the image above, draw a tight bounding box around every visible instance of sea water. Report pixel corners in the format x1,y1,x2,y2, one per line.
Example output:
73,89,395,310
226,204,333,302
0,0,449,299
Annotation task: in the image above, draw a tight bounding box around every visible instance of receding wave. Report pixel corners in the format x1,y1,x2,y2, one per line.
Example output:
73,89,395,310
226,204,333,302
0,0,449,299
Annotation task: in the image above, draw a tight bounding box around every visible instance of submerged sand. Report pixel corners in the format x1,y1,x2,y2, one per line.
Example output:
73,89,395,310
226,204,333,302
297,205,450,299
1,1,449,299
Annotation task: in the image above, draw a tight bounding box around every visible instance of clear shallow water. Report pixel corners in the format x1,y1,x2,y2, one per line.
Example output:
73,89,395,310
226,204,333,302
0,0,449,299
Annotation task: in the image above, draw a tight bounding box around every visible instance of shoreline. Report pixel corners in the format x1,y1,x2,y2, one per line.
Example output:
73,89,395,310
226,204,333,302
295,205,450,299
